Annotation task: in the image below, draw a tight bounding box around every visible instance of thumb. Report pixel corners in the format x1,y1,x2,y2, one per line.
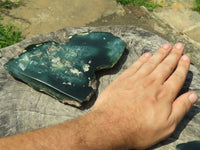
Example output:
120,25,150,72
170,92,198,125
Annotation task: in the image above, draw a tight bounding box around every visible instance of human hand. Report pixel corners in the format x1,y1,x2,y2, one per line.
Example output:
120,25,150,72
0,43,198,150
93,43,198,149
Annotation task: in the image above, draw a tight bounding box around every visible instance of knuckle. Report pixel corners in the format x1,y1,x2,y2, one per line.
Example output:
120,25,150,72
144,60,155,70
162,61,174,72
157,88,170,99
144,94,158,104
175,72,182,78
147,58,155,65
158,48,168,56
177,65,187,74
171,51,180,58
148,97,158,104
154,72,165,79
139,55,146,62
143,76,156,88
174,71,185,81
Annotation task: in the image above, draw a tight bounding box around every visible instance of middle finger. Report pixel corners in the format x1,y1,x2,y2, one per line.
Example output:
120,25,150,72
149,43,185,84
133,43,172,78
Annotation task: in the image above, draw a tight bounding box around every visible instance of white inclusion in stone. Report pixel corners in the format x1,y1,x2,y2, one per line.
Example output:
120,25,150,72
79,32,89,36
64,61,72,67
67,82,72,86
52,57,61,63
48,45,57,51
18,63,26,71
83,64,90,72
21,55,29,62
70,68,82,76
36,44,42,47
18,55,30,71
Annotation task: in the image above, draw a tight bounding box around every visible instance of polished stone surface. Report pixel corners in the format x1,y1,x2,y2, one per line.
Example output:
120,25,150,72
4,32,126,106
176,141,200,150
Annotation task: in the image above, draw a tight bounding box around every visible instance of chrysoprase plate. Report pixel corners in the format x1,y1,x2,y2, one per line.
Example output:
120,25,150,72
176,141,200,150
4,32,126,106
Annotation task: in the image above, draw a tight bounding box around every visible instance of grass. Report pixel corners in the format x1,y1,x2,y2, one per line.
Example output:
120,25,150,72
0,24,23,49
0,0,24,49
193,0,200,13
0,0,22,9
116,0,162,10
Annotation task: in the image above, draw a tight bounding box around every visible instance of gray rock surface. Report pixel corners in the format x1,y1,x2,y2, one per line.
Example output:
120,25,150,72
0,26,199,149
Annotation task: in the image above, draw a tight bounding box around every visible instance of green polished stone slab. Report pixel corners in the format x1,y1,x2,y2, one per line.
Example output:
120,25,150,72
4,32,126,106
176,141,200,150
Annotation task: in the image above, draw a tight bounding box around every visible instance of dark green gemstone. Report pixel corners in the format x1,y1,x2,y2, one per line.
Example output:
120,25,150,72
4,32,126,106
176,141,200,150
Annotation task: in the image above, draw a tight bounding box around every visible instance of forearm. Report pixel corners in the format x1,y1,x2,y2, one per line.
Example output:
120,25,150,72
0,43,195,150
0,110,127,150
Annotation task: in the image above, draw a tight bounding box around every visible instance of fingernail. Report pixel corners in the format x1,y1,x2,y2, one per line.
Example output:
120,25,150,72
144,52,152,58
182,55,190,62
189,93,198,104
162,43,171,50
175,43,184,50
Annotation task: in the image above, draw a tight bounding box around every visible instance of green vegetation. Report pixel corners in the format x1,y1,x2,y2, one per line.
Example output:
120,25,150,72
116,0,162,10
0,0,23,49
0,24,23,48
193,0,200,13
0,0,22,9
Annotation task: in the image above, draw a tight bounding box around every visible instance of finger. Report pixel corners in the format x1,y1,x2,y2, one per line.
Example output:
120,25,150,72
134,43,172,78
149,43,185,84
169,92,198,125
164,55,190,101
121,52,152,78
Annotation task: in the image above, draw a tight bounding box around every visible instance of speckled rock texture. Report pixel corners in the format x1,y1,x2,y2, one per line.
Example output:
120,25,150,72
0,26,199,150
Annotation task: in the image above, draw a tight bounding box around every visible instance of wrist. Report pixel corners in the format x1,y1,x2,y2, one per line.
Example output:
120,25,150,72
68,109,128,150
